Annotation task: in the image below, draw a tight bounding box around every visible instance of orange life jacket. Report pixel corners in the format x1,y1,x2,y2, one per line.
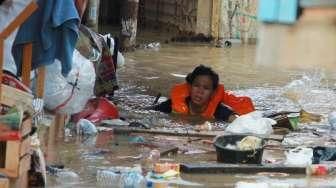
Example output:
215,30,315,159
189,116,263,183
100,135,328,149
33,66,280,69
170,83,255,119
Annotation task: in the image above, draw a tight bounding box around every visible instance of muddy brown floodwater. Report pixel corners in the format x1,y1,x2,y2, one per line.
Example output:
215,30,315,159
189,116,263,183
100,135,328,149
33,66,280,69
44,30,336,187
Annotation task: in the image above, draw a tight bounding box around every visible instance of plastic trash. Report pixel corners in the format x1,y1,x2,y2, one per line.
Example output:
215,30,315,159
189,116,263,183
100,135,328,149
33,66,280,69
42,50,96,114
97,170,120,186
56,170,79,184
144,42,160,51
225,111,275,135
77,119,97,135
306,164,336,176
97,167,146,188
119,171,146,188
72,97,119,124
313,146,336,164
284,147,313,167
287,113,300,130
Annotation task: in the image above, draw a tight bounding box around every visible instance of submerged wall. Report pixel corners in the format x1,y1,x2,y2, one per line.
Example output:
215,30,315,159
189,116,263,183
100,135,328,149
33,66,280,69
140,0,258,42
140,0,198,33
219,0,258,43
256,7,336,70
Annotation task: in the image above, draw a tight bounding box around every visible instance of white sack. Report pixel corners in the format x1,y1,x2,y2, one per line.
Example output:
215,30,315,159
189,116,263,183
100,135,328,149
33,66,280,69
225,111,275,136
43,50,95,114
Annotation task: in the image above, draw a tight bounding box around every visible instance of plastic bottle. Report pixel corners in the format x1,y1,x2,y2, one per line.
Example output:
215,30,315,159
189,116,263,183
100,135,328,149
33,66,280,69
56,170,79,184
119,171,146,188
96,170,120,186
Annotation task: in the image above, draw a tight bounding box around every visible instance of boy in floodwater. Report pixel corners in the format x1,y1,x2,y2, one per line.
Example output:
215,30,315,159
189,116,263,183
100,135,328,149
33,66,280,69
152,65,255,122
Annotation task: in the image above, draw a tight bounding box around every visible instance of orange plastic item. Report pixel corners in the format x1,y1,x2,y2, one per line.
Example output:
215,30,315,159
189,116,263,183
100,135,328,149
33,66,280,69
72,97,119,123
153,163,180,174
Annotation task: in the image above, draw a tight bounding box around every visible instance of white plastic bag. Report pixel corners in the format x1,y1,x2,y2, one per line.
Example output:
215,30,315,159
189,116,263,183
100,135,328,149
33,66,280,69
284,147,313,167
43,50,95,114
76,119,97,135
225,111,275,135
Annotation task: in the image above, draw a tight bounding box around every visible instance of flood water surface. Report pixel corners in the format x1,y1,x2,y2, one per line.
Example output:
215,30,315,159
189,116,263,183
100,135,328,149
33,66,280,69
46,43,336,187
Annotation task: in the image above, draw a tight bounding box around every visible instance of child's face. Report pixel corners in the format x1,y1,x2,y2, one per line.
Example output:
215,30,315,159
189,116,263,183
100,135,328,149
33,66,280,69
190,75,214,107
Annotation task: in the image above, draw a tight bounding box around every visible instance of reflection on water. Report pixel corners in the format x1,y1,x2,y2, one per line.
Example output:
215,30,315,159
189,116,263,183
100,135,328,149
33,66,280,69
46,43,336,187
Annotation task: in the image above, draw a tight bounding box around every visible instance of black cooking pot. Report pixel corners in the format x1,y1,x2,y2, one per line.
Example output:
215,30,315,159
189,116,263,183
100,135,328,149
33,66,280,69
214,134,265,164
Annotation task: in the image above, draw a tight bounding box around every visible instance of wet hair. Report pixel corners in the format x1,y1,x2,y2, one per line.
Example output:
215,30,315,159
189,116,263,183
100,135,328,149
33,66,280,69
186,65,219,90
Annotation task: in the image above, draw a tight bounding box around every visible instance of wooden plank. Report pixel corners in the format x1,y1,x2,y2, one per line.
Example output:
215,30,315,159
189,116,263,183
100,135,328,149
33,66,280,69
0,2,38,38
1,84,33,110
112,127,221,137
112,127,284,141
36,66,46,98
181,163,306,174
0,141,20,178
0,177,9,188
0,140,31,179
21,43,32,87
20,118,32,138
20,136,31,157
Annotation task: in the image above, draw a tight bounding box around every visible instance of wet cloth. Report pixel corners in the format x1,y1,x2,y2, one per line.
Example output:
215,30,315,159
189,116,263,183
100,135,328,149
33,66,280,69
77,25,119,96
12,0,80,77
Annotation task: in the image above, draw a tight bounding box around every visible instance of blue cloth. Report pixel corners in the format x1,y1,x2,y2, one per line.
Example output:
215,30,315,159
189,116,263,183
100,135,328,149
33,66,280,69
12,0,79,77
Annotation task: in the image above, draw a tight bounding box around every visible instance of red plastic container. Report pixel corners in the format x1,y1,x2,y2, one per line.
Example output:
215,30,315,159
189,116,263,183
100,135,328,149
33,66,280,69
72,97,119,123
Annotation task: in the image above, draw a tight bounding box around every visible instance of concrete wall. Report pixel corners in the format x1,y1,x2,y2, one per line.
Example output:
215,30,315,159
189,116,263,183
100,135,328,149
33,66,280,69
141,0,198,32
219,0,258,42
256,8,336,70
195,0,211,35
140,0,258,41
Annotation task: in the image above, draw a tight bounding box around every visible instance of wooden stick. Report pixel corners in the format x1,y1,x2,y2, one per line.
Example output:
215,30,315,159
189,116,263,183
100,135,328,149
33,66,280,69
0,2,38,38
21,43,32,87
36,66,46,98
181,163,305,174
113,127,220,138
111,127,284,141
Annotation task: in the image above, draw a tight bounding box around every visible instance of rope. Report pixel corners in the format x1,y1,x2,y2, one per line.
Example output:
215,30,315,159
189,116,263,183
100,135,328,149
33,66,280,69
51,72,80,112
